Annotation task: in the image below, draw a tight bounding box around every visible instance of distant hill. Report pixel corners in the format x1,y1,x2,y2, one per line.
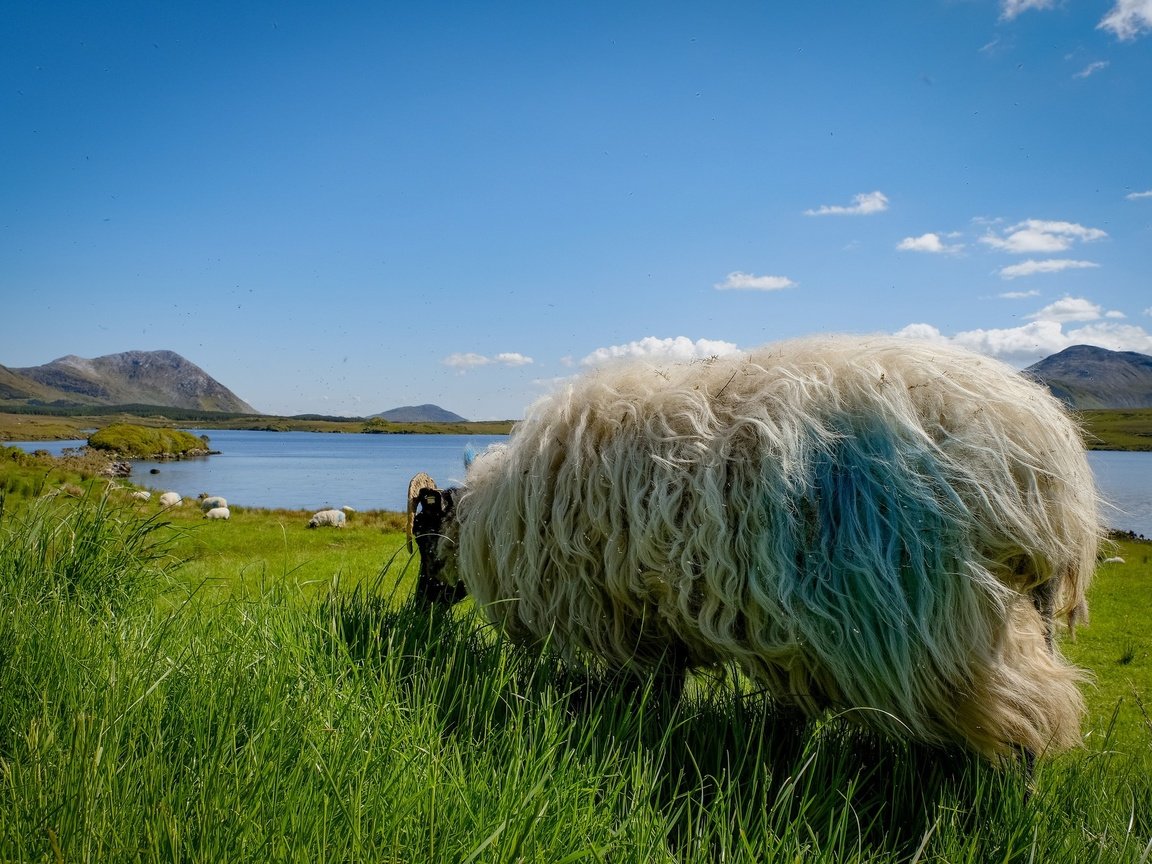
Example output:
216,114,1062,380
5,350,258,414
370,404,468,423
1025,345,1152,409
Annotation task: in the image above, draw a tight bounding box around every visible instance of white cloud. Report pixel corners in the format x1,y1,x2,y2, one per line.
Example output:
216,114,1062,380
1027,296,1105,323
494,352,534,366
1126,189,1152,200
1145,307,1152,317
1074,60,1110,78
443,352,490,370
1098,0,1152,39
895,319,1152,365
444,351,534,371
581,336,741,366
981,219,1108,254
896,232,964,254
713,271,795,291
999,259,1100,279
897,295,1149,364
804,191,889,216
998,289,1041,299
1000,0,1057,21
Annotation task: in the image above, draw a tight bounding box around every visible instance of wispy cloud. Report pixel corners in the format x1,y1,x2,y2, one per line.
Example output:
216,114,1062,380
1126,189,1152,200
1074,60,1110,78
804,191,889,216
999,0,1152,41
713,271,795,291
980,219,1107,253
1027,296,1108,323
899,296,1139,365
581,336,740,366
895,318,1152,365
998,289,1041,299
896,232,964,254
999,259,1100,279
1098,0,1152,40
999,0,1058,21
444,351,534,371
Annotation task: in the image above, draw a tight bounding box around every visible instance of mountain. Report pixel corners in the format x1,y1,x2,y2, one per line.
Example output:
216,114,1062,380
6,350,258,414
370,403,468,423
1025,345,1152,409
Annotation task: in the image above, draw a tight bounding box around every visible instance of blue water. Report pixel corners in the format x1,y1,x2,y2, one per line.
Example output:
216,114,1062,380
6,431,1151,535
5,430,504,513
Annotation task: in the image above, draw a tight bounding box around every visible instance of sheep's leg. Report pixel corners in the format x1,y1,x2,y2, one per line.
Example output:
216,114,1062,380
637,644,690,710
1030,579,1059,654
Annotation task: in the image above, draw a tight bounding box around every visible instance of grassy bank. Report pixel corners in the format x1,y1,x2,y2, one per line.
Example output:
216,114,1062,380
0,410,513,442
0,487,1149,862
5,406,1152,450
1082,408,1152,451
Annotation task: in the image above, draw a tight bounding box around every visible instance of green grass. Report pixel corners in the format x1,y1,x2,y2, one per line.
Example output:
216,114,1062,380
1063,537,1152,754
1081,409,1152,451
0,490,1150,862
87,423,210,458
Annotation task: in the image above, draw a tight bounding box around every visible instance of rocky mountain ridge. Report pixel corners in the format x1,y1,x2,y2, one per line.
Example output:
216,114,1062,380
4,350,258,414
1024,345,1152,409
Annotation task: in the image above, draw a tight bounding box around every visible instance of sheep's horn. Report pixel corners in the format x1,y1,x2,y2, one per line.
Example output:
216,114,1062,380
406,472,436,554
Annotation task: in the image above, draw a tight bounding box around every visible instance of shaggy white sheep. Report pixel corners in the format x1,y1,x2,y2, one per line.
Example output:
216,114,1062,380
198,494,227,511
416,335,1102,761
130,490,151,502
203,506,230,520
158,491,182,508
308,509,346,529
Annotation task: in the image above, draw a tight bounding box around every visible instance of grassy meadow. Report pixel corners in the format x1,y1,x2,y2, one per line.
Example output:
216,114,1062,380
1,463,1150,861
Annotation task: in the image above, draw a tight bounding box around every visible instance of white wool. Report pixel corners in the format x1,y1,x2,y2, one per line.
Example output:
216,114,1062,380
451,335,1102,758
308,508,346,528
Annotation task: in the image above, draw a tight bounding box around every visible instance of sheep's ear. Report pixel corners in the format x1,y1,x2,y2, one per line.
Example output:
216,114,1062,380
406,472,437,554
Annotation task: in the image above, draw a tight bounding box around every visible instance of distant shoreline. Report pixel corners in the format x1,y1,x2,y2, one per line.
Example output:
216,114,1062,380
3,409,1151,451
0,411,514,442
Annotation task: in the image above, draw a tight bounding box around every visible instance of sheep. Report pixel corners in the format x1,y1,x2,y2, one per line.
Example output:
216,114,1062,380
203,506,230,520
307,508,346,529
411,335,1102,761
198,493,228,511
130,490,151,502
158,491,182,508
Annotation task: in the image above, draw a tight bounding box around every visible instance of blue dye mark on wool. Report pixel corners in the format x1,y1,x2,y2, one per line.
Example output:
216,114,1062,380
777,422,973,701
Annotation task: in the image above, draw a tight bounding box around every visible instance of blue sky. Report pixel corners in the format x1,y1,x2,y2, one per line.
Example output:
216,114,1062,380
3,0,1150,420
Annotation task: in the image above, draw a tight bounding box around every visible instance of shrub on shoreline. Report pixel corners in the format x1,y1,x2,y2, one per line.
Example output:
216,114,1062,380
88,423,211,459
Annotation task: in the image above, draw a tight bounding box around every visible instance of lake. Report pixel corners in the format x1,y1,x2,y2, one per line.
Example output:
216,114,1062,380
7,430,505,513
7,430,1152,536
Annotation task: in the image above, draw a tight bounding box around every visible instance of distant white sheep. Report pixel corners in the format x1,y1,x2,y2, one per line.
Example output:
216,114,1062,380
198,493,228,511
203,506,230,520
158,491,182,508
415,335,1102,761
130,490,151,502
307,509,346,529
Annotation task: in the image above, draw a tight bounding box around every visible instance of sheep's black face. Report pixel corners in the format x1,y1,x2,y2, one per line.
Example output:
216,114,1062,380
411,486,466,606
